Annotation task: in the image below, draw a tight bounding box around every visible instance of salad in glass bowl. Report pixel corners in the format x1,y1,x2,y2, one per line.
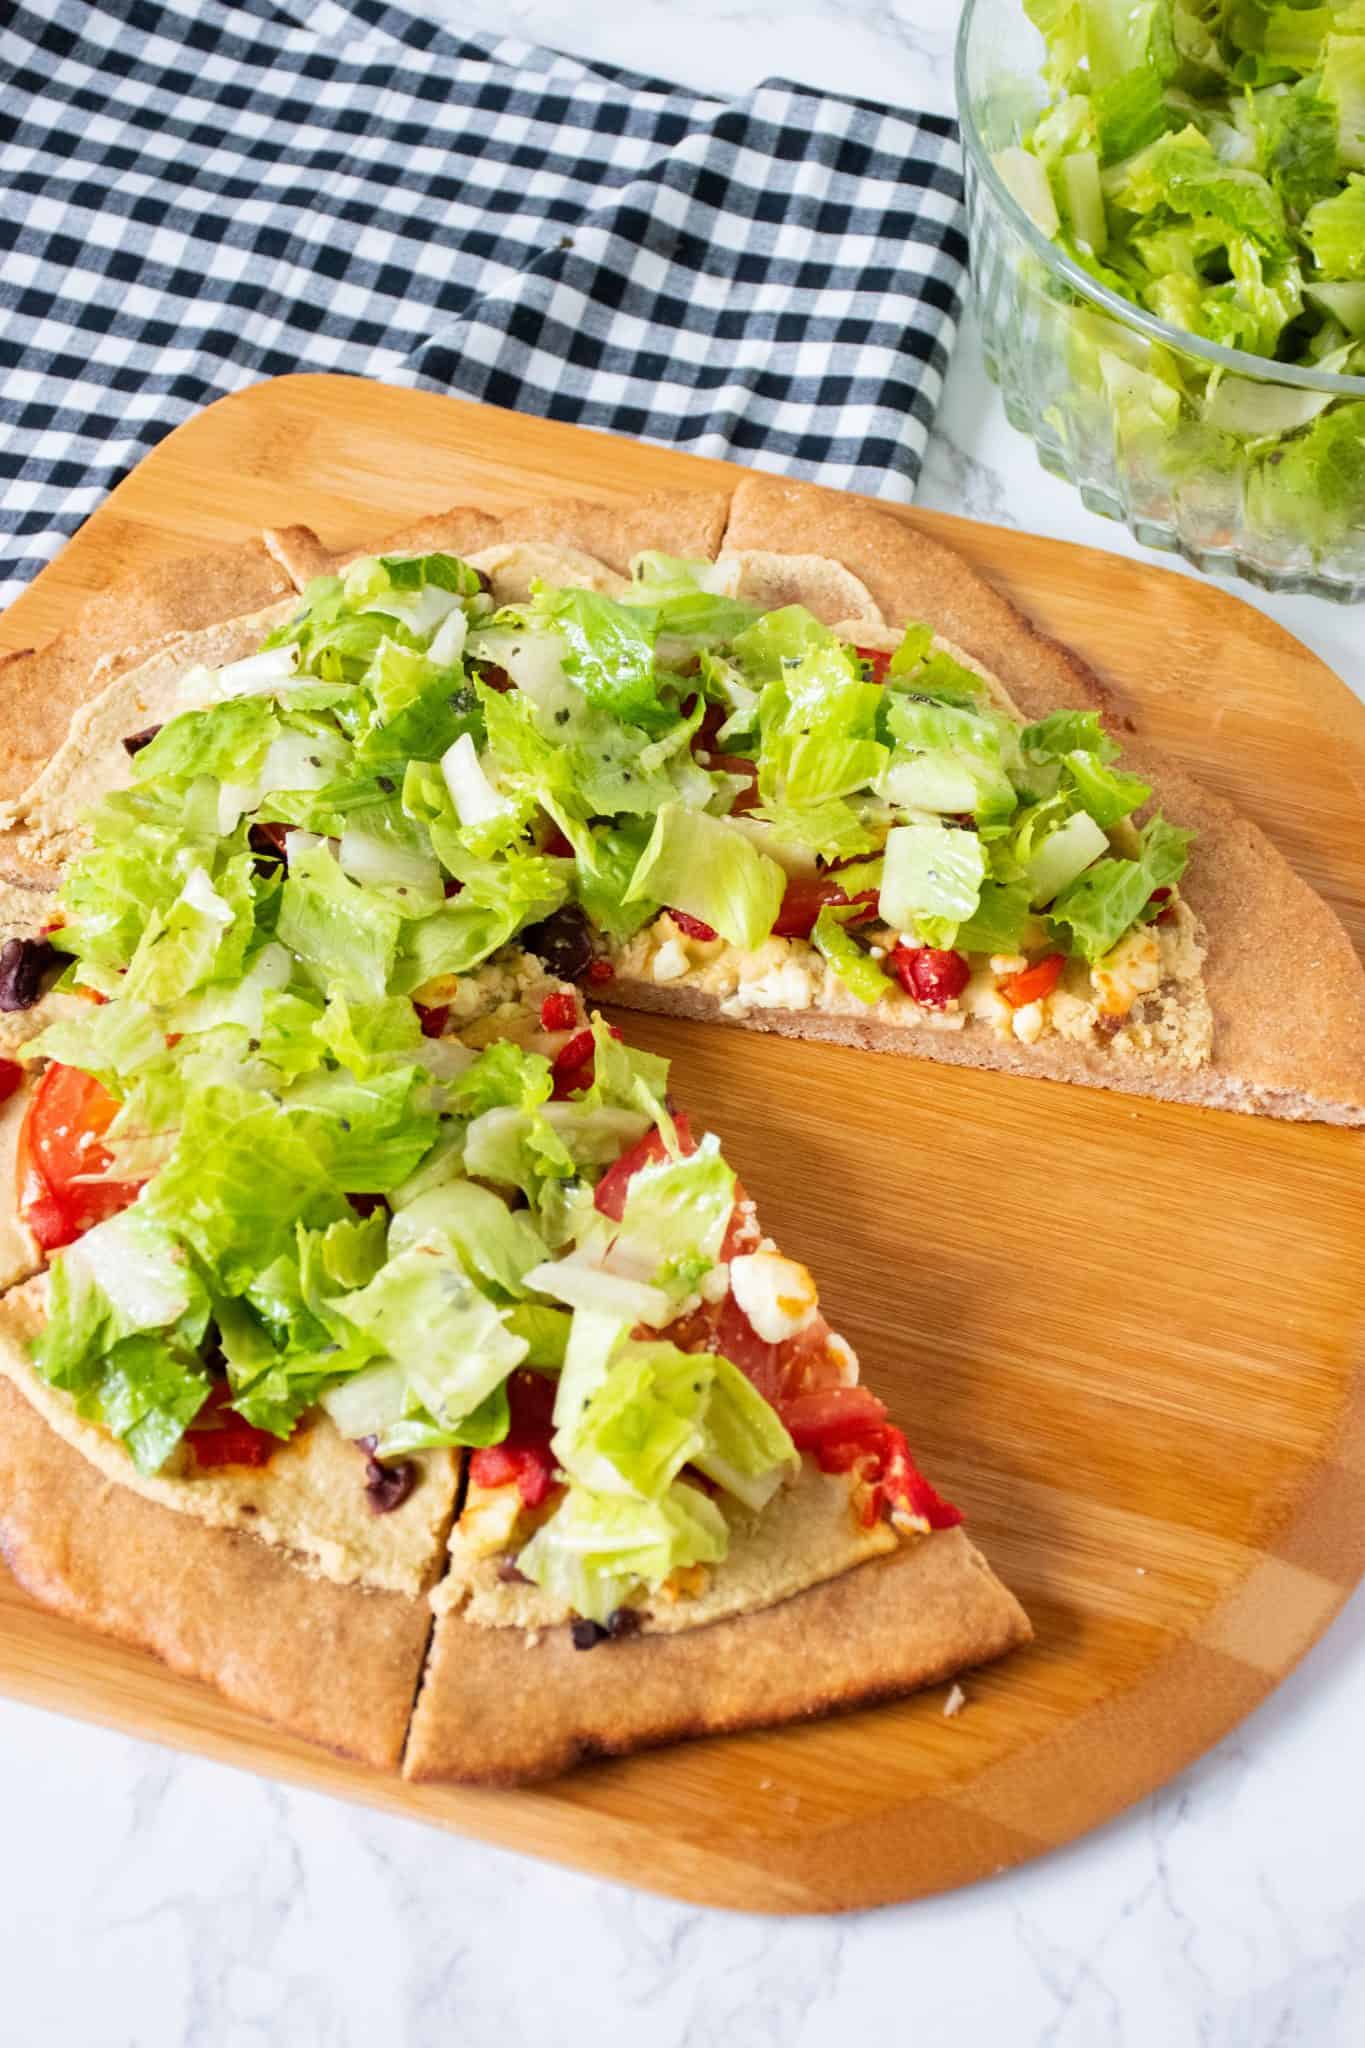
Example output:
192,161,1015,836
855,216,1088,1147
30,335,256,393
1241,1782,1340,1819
957,0,1365,600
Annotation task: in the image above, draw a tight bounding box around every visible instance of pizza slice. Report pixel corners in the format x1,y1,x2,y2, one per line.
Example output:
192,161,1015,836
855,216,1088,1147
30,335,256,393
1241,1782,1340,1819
5,483,1360,1123
403,1025,1027,1783
0,883,1025,1776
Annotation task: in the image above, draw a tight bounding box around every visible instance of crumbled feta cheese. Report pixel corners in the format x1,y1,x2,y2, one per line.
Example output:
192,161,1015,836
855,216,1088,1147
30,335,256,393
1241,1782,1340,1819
699,1262,731,1304
652,936,691,983
824,1331,860,1382
990,953,1027,976
974,989,1013,1035
1012,999,1044,1044
1092,927,1161,1016
720,956,817,1014
729,1251,819,1343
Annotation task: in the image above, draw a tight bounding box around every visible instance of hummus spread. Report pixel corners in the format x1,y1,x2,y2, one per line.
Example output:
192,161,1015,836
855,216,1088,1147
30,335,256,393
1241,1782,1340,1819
435,1458,898,1635
0,1275,459,1596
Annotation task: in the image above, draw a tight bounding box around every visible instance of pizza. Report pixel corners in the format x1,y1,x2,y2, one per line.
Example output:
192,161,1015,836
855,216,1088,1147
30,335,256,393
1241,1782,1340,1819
0,475,1358,1786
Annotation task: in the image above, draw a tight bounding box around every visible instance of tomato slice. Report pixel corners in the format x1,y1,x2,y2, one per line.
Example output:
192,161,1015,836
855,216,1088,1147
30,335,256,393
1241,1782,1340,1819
778,1386,963,1531
17,1063,144,1252
999,952,1065,1009
0,1059,23,1107
184,1384,276,1470
469,1368,559,1508
593,1113,697,1222
772,875,880,941
780,1384,889,1449
876,1430,963,1530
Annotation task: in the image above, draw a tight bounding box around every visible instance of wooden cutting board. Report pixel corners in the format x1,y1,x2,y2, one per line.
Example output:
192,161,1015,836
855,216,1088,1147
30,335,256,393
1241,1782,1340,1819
3,375,1363,1915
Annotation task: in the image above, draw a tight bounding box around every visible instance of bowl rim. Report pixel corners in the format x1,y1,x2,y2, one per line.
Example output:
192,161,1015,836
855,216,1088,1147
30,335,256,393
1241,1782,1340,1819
954,0,1365,400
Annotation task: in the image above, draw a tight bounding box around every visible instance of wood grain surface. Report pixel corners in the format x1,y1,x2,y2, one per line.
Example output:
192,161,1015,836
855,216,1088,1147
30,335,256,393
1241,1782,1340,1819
2,374,1362,1915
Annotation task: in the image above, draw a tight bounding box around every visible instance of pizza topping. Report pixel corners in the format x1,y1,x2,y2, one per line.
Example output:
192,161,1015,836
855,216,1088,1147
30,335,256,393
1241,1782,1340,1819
854,645,894,683
468,1367,558,1509
519,904,594,982
362,1451,418,1514
247,820,291,868
772,875,879,941
888,943,970,1009
0,937,60,1013
998,952,1065,1009
185,1384,276,1470
1091,926,1163,1017
592,1113,697,1222
17,1062,144,1252
728,1251,819,1345
665,908,718,943
779,1387,961,1531
539,991,579,1033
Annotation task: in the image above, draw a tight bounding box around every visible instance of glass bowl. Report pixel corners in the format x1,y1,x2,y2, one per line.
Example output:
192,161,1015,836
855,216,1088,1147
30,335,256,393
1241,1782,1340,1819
955,0,1365,604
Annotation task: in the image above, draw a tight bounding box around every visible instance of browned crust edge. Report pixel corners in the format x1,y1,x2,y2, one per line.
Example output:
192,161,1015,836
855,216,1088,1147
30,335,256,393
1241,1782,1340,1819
264,488,735,590
0,540,292,807
0,1372,431,1772
719,477,1365,1122
403,1525,1030,1785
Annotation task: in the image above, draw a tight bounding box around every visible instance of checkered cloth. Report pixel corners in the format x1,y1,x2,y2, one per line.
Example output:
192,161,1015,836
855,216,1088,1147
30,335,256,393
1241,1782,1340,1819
0,0,967,607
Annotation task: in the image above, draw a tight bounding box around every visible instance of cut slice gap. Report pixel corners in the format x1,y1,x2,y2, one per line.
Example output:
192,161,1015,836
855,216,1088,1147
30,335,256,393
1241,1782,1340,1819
0,1371,431,1770
404,1526,1030,1785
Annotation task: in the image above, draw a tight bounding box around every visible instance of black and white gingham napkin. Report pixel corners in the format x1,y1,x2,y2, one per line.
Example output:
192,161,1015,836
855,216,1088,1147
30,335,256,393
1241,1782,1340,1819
0,0,966,606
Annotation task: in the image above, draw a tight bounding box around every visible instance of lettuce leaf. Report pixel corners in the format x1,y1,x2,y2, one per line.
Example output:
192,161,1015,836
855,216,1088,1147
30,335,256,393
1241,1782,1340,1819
515,1479,729,1623
609,1135,736,1299
277,843,401,1003
879,823,987,941
1047,814,1193,960
624,804,785,949
388,1181,549,1299
544,589,664,729
811,905,890,1005
1305,174,1365,278
328,1238,528,1428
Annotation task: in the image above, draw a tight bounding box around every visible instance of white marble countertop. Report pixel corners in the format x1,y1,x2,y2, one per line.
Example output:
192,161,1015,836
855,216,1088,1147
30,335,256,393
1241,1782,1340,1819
4,4,1364,2043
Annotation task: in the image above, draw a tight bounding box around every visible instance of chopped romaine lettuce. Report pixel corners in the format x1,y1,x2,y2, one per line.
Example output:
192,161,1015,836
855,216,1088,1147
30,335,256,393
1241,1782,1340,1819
879,823,988,940
516,1479,730,1624
811,906,890,1004
625,804,786,949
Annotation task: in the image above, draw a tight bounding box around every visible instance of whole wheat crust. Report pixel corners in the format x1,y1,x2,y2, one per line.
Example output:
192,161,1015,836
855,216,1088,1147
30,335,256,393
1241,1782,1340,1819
0,1372,430,1770
404,1524,1029,1785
